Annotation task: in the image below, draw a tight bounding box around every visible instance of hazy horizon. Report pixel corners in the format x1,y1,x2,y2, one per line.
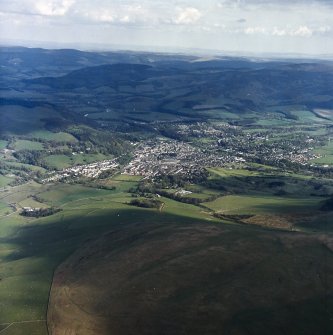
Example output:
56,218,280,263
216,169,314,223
2,38,333,61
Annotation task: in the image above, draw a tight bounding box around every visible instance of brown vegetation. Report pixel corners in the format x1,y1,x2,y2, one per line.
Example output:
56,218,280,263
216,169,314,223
48,223,333,335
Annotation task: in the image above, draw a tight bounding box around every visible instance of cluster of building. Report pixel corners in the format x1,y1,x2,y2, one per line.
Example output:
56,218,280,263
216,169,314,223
42,158,119,183
122,139,242,178
40,121,329,184
172,122,237,137
171,122,323,167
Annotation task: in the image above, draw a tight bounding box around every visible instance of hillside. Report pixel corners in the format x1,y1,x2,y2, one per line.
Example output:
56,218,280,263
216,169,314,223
48,223,333,335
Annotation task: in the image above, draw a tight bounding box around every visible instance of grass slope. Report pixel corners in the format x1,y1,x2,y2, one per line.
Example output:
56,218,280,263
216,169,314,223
0,181,214,335
48,223,333,335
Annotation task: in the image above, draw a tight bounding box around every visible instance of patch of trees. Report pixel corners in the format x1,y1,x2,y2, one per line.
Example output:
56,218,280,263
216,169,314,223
130,182,156,196
98,169,116,179
13,150,45,166
203,178,227,191
67,126,131,156
96,185,116,190
20,207,62,218
41,117,72,131
158,125,188,141
268,181,285,188
320,196,333,211
129,198,163,209
117,153,132,166
82,182,116,190
131,179,218,206
156,189,218,205
154,171,209,188
276,110,299,121
213,212,253,223
30,194,48,203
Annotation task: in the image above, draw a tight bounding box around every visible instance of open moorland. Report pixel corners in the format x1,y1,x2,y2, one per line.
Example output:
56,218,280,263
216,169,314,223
48,223,333,335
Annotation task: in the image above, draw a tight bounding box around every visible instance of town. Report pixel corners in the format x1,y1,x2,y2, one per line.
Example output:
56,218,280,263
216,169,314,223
43,158,119,183
40,121,328,183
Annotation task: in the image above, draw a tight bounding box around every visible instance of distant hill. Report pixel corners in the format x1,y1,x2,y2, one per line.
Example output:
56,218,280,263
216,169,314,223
25,60,333,112
1,46,333,131
27,64,155,89
0,46,194,80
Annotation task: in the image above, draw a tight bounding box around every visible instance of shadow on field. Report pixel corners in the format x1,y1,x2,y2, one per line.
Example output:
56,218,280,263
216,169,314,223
0,207,210,327
2,206,208,262
205,173,333,198
1,204,333,335
31,210,332,335
224,294,333,335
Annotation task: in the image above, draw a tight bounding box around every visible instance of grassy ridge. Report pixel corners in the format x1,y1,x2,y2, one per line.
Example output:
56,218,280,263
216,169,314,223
0,171,332,334
48,220,333,335
0,179,216,334
204,194,320,214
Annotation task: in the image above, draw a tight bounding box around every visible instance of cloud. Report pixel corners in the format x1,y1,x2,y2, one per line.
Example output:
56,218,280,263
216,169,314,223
72,3,150,25
317,25,331,33
0,0,332,55
0,0,76,16
291,25,313,37
272,27,287,36
84,10,115,23
174,7,202,25
220,0,333,6
243,24,331,37
244,26,267,35
34,0,76,16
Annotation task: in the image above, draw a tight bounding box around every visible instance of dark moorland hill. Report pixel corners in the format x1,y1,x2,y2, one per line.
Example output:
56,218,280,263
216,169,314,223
48,223,333,335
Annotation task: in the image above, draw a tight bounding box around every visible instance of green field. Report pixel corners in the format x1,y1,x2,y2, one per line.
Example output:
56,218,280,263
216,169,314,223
0,202,13,217
0,140,8,150
207,167,263,178
44,153,113,170
4,162,46,173
0,179,220,334
71,153,112,165
112,174,143,182
203,194,321,215
29,131,77,142
43,155,72,169
13,140,44,151
312,141,333,165
0,176,14,188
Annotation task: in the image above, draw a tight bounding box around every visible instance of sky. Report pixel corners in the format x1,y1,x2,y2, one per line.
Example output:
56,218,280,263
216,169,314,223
0,0,332,56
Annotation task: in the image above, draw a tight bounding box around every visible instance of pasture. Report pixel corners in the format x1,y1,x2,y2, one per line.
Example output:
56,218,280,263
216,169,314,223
0,178,218,334
312,140,333,165
0,140,8,150
29,131,77,143
203,194,321,215
43,154,72,170
13,140,44,151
